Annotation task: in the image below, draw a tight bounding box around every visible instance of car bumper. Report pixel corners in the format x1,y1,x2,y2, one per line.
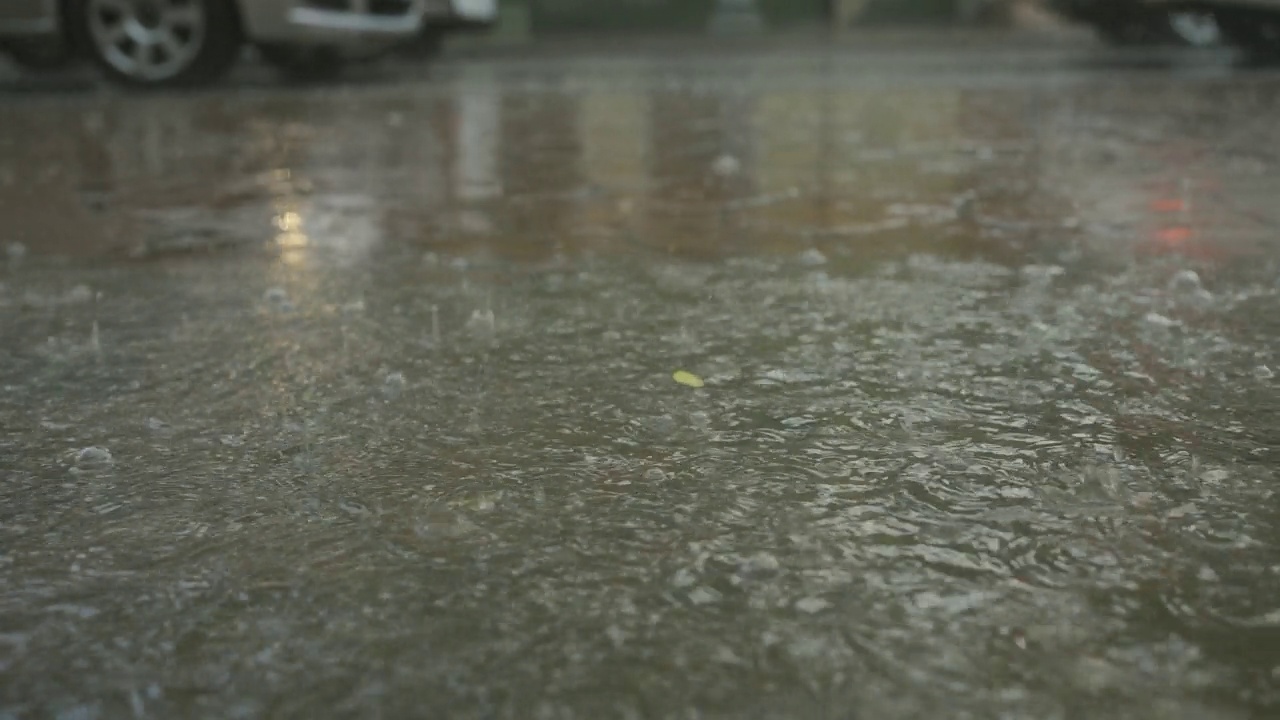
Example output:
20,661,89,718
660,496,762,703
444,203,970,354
448,0,498,24
1045,0,1127,23
242,1,495,45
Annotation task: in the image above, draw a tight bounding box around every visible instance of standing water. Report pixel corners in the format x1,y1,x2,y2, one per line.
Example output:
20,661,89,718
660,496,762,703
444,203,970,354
1,45,1279,720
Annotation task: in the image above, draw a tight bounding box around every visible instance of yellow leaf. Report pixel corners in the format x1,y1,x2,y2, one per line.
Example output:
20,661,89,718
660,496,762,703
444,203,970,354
672,370,704,388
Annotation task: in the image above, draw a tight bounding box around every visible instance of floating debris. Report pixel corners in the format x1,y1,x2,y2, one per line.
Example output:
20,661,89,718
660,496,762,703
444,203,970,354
672,370,704,388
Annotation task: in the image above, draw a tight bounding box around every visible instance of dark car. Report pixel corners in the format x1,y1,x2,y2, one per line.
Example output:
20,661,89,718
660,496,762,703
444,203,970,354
1046,0,1220,46
1050,0,1280,61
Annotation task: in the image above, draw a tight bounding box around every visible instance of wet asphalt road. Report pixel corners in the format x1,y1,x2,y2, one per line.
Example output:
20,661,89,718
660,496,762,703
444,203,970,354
3,35,1280,719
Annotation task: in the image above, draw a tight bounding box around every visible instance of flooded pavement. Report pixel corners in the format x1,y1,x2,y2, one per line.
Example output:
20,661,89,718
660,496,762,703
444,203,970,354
3,41,1280,719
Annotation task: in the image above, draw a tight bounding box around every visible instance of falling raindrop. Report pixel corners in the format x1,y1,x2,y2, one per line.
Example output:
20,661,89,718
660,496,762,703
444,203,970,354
672,568,697,588
795,597,831,614
953,190,978,221
712,154,741,177
605,625,627,649
466,308,496,334
688,586,721,606
53,703,100,720
263,287,294,312
66,285,93,304
740,552,780,575
383,371,406,399
1200,468,1231,483
1020,264,1064,281
1167,269,1213,308
797,248,827,267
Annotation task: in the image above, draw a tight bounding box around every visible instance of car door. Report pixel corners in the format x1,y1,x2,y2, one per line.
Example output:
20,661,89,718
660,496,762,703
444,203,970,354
0,0,57,33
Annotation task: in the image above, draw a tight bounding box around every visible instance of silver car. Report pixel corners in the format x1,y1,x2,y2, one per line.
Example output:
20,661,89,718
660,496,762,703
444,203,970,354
0,0,497,87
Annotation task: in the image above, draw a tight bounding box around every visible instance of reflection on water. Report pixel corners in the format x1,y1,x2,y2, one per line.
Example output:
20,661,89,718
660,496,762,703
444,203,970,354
0,62,1068,267
2,56,1280,720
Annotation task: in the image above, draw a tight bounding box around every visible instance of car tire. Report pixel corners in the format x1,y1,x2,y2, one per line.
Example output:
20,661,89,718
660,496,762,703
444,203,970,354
66,0,241,88
257,44,346,83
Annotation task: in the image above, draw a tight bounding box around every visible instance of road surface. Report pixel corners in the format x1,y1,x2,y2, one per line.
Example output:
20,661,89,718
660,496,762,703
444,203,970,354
2,35,1279,720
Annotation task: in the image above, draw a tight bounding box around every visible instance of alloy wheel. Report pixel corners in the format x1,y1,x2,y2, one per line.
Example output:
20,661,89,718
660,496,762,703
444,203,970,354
85,0,208,82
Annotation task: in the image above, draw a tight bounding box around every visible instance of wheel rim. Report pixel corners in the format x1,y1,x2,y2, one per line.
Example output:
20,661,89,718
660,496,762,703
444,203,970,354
86,0,207,81
1169,12,1221,47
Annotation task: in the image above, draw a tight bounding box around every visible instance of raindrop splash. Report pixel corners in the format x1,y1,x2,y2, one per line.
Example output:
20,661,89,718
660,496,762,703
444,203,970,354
74,446,113,470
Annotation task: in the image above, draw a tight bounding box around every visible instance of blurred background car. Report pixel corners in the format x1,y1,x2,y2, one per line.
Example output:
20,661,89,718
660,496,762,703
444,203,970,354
1045,0,1280,56
0,0,498,87
1045,0,1221,46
